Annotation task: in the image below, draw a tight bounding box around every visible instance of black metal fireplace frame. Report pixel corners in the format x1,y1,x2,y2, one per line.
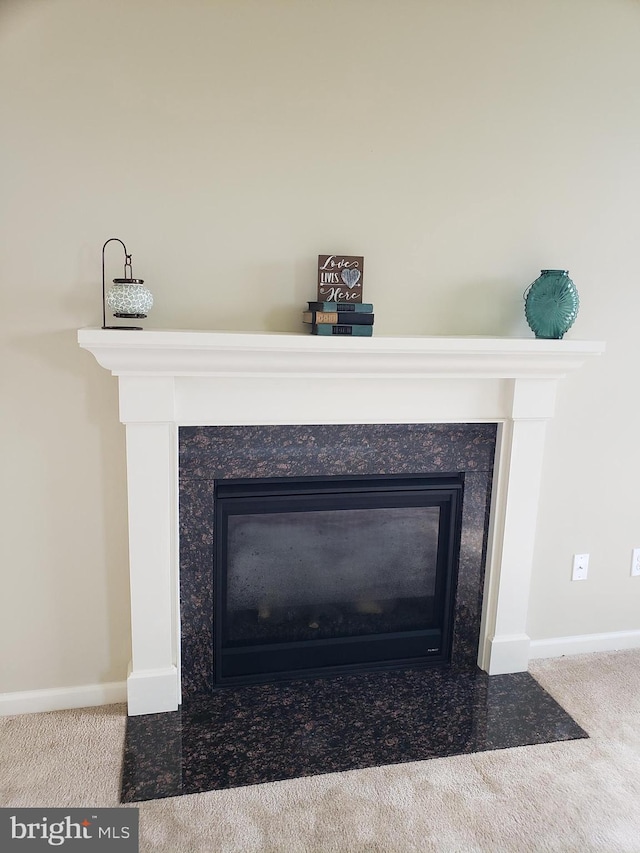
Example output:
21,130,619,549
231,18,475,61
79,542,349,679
213,473,464,687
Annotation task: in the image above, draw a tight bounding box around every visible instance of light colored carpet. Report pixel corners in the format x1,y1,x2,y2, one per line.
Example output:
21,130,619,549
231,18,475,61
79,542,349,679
2,650,640,852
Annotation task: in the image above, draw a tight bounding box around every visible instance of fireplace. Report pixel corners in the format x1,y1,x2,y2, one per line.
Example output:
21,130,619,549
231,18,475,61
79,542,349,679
77,329,604,715
215,473,462,684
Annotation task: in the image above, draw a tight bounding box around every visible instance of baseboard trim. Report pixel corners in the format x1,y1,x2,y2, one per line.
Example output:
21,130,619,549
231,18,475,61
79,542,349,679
0,681,127,717
529,630,640,660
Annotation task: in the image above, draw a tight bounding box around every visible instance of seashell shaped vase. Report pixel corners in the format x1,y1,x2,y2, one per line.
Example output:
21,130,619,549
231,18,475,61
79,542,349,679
524,270,579,339
106,278,154,319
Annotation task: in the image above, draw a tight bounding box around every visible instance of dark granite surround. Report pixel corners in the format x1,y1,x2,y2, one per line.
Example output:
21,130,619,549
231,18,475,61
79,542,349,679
178,423,497,696
119,422,589,802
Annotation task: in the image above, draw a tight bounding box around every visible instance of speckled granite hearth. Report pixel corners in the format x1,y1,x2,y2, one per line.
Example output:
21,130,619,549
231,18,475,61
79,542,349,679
121,667,587,801
120,421,587,801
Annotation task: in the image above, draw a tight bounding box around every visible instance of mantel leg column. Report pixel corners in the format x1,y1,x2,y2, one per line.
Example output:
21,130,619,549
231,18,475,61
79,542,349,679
124,422,179,714
482,378,557,675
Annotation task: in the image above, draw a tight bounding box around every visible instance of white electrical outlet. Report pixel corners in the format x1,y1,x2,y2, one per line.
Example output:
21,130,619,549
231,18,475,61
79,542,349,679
572,553,589,581
631,549,640,577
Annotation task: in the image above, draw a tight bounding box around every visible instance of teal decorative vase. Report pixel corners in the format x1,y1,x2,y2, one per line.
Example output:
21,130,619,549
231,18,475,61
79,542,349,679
524,270,579,339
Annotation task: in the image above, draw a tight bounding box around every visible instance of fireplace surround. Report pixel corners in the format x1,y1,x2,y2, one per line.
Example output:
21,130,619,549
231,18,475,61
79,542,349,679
180,424,493,693
78,329,604,715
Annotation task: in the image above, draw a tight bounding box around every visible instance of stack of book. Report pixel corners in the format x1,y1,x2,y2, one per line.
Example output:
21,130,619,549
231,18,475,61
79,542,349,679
303,301,374,337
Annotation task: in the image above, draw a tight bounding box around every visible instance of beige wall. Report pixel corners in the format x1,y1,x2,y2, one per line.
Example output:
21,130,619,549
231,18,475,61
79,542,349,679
2,0,639,695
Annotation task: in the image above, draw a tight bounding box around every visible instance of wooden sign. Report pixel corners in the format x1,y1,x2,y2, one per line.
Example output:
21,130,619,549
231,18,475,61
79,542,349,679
317,255,364,303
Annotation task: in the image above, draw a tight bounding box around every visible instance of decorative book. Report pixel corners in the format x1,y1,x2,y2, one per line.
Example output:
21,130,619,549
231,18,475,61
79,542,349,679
308,302,374,313
311,324,373,337
303,311,374,325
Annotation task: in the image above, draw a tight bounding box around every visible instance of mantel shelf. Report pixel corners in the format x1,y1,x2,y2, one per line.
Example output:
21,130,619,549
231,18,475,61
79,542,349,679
78,328,605,380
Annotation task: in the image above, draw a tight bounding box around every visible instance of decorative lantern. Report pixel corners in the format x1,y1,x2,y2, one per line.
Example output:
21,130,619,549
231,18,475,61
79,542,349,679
101,237,153,330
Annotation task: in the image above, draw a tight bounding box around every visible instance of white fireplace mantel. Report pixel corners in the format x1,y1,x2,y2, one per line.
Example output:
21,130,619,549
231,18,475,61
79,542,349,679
78,329,604,715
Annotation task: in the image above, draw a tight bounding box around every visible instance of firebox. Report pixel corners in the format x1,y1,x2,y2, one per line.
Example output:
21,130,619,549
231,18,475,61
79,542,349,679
214,473,463,685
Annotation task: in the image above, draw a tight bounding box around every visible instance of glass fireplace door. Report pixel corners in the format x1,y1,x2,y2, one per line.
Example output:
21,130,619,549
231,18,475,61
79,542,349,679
214,475,462,685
